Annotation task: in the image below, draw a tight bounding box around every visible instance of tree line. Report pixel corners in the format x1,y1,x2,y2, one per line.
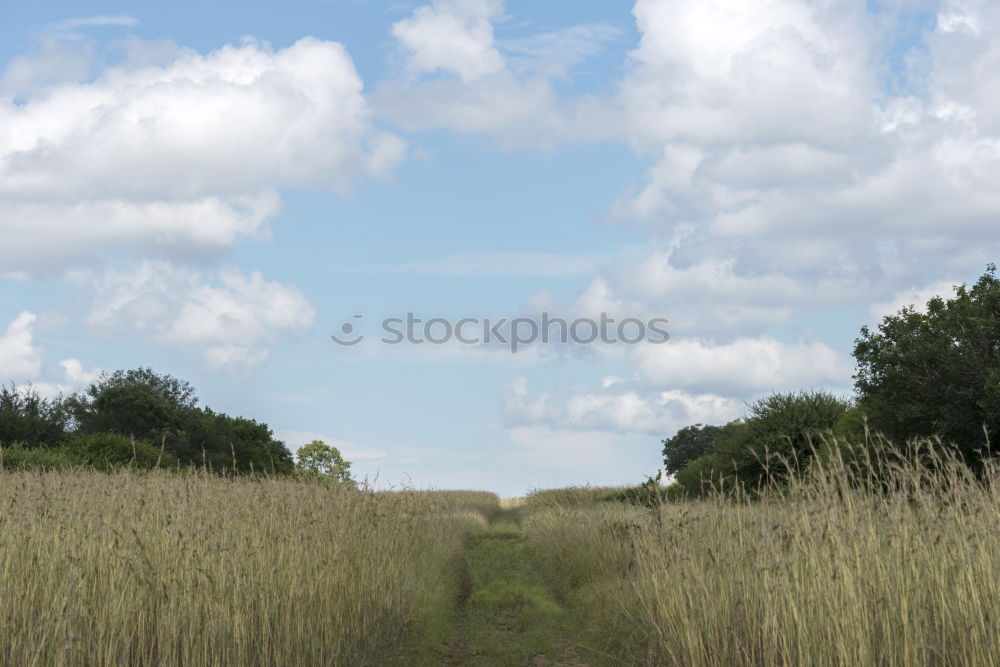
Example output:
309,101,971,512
663,264,1000,496
0,367,351,482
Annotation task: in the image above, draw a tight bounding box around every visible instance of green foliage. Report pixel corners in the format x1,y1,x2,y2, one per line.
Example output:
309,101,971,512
68,368,196,437
524,486,627,509
854,264,1000,467
295,440,354,485
735,390,851,484
602,472,671,506
674,453,734,497
70,432,175,471
662,422,740,475
0,442,78,471
64,367,293,475
0,385,69,448
667,392,849,495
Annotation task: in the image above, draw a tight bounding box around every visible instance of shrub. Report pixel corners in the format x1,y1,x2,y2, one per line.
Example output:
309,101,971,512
70,433,174,471
0,442,79,471
722,391,850,486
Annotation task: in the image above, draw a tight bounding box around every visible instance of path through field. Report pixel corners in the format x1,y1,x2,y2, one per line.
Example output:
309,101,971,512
435,509,598,666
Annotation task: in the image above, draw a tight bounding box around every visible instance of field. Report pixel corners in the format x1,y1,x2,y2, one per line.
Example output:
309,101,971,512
2,444,999,665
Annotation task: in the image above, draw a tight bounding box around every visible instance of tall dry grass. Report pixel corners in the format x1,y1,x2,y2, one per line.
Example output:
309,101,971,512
523,439,1000,666
0,470,495,665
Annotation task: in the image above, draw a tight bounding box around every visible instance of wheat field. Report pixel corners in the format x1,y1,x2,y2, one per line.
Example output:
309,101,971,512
522,441,1000,665
3,442,999,665
0,471,494,665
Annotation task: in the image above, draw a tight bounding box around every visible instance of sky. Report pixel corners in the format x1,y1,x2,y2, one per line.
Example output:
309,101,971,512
1,0,999,495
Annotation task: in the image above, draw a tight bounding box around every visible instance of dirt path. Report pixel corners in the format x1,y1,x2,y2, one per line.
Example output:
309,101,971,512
437,510,597,666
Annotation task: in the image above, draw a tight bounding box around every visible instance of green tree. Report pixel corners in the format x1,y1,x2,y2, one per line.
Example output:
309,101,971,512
0,384,69,448
67,368,196,439
295,440,354,485
854,265,1000,467
670,392,849,494
65,368,294,475
662,421,742,476
733,391,851,485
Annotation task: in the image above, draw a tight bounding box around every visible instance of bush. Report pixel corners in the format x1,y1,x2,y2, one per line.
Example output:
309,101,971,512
662,421,742,476
601,473,671,507
0,442,79,471
674,453,735,497
70,433,175,471
725,391,850,486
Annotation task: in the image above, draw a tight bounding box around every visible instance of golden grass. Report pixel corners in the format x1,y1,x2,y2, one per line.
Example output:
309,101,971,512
523,440,1000,666
0,470,496,665
6,440,999,665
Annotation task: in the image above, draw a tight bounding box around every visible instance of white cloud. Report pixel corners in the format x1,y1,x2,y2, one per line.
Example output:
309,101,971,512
631,337,853,396
500,333,853,437
86,261,316,368
0,39,95,98
0,37,405,275
501,375,744,436
869,278,960,320
376,0,619,146
0,313,100,393
0,312,43,380
26,358,104,399
58,358,101,386
501,23,623,77
45,15,139,33
391,0,505,82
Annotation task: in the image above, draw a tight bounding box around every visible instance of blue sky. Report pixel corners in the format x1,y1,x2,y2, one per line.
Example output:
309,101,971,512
2,0,999,495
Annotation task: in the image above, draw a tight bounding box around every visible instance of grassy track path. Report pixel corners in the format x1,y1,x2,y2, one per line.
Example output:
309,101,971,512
433,509,596,666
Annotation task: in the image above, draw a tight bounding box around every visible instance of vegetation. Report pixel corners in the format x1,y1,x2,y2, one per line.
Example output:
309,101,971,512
661,264,1000,496
4,266,1000,663
522,438,1000,665
0,471,494,665
0,368,295,475
854,263,1000,467
295,439,355,485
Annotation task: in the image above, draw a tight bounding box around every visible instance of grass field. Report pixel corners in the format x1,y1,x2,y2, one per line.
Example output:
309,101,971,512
2,442,999,665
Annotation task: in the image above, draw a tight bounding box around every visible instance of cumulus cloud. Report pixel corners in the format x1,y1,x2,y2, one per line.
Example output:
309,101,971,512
869,278,961,320
0,312,43,380
631,337,853,395
608,0,1000,299
86,261,316,367
0,37,405,275
376,0,619,146
0,312,99,393
391,0,505,82
501,375,743,436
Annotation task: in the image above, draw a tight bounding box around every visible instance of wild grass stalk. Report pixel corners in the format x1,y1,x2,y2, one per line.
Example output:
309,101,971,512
0,470,495,665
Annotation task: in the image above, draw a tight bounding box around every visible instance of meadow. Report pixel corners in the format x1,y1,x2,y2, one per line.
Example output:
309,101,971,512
2,440,999,665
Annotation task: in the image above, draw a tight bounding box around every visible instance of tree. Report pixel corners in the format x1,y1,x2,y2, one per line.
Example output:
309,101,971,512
662,422,741,476
68,368,197,438
733,390,851,484
668,392,849,494
65,367,294,474
854,265,1000,467
0,384,69,447
295,440,354,485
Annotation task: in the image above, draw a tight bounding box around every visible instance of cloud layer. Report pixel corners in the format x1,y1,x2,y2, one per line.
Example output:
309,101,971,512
86,262,316,368
1,37,404,274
